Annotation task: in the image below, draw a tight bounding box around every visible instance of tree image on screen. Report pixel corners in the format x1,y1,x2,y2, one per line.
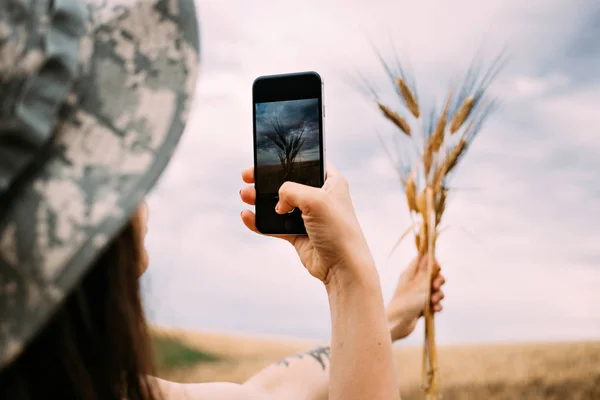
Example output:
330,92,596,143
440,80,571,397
265,117,307,183
255,99,321,194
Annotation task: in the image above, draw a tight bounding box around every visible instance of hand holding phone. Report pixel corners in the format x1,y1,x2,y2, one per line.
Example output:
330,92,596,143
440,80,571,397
240,162,374,283
245,74,399,399
252,71,326,235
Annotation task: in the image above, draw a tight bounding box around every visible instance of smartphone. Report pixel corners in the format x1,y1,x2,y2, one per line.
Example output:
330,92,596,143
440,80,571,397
252,71,326,235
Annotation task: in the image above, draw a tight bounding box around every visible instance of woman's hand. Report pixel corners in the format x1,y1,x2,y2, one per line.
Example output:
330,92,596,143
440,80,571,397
386,255,446,341
240,163,375,285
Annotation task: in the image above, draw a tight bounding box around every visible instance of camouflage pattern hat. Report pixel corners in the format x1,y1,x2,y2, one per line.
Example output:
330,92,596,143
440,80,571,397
0,0,200,370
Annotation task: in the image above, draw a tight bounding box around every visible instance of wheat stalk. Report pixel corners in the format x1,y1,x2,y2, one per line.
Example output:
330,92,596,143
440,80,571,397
365,52,504,399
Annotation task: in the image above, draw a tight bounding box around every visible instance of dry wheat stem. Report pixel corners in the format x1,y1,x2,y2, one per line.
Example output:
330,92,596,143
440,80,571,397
424,187,435,311
416,190,426,215
422,336,430,389
423,187,441,398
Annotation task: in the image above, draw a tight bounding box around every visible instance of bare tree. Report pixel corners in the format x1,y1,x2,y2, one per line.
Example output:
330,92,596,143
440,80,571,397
264,116,307,184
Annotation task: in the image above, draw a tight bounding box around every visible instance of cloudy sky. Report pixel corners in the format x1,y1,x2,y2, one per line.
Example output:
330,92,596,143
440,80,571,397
141,0,599,345
255,99,320,165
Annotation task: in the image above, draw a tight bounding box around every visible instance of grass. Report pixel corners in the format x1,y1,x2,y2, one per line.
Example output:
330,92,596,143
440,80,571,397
152,333,220,370
153,328,600,399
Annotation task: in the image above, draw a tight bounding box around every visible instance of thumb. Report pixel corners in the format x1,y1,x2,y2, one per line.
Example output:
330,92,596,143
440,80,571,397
276,181,325,215
416,254,441,277
403,257,421,278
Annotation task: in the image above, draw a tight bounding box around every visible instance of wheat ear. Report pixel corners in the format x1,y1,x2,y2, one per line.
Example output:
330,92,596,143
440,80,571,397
449,96,475,134
378,103,411,136
396,77,420,118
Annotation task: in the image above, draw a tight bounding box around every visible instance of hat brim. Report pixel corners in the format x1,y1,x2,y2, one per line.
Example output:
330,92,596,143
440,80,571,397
0,0,200,369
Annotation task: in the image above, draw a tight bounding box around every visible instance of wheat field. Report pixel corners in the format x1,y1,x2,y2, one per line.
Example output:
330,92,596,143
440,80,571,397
153,327,600,400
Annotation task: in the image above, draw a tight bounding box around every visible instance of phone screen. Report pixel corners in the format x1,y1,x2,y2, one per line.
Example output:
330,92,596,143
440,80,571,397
255,99,321,194
252,72,324,235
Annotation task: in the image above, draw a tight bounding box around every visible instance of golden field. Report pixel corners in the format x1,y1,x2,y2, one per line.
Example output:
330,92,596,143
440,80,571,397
152,327,600,400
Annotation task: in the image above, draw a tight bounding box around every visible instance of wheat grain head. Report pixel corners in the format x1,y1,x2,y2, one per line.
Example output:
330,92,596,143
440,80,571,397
396,77,420,118
449,96,475,134
446,137,468,174
379,103,411,136
431,91,454,152
405,172,418,213
435,188,448,227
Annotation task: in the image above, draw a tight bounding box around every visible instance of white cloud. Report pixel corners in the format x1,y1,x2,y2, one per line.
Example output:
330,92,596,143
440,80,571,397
492,73,571,100
141,0,600,344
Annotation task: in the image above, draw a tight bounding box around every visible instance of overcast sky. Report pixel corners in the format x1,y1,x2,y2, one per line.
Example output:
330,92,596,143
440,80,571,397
141,0,599,345
255,99,320,165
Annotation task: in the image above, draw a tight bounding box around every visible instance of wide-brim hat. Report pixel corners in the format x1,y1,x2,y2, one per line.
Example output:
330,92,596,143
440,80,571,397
0,0,200,370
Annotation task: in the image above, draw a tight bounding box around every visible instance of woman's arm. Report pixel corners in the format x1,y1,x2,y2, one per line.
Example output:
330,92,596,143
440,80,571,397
243,256,445,400
242,343,331,399
326,264,398,400
153,257,445,400
246,278,395,400
266,166,398,400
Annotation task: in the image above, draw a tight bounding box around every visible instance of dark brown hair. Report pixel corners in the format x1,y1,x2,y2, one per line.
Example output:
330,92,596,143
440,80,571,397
0,217,160,400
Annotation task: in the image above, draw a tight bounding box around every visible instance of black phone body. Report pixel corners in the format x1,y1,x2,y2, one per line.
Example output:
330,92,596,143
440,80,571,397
252,71,325,235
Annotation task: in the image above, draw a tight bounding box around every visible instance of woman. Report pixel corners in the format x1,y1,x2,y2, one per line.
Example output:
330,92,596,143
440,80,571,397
0,0,444,399
1,195,444,400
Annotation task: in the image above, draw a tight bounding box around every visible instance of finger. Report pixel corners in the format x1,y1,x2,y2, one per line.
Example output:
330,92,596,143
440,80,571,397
240,210,294,244
242,167,254,184
418,254,441,275
413,255,429,275
403,257,421,276
430,255,441,275
241,209,260,234
431,290,445,304
325,161,340,179
277,181,325,215
433,304,443,312
323,162,349,193
432,275,446,290
433,261,441,276
240,186,256,206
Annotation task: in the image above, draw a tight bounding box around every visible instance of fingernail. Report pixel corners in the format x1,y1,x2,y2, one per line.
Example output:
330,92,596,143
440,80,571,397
275,204,280,212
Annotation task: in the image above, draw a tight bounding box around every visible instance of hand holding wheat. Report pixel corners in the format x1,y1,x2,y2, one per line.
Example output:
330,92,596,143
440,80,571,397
360,54,505,399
